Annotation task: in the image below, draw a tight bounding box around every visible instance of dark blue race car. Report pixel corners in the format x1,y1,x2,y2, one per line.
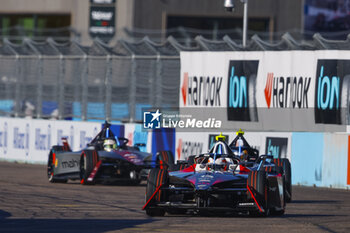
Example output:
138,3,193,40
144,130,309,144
143,132,291,216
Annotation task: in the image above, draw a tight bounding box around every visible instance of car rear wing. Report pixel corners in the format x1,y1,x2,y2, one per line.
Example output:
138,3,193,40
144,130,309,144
256,154,274,171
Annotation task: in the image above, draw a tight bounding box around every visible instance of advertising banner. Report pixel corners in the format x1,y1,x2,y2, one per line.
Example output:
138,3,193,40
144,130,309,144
180,51,350,132
0,117,101,163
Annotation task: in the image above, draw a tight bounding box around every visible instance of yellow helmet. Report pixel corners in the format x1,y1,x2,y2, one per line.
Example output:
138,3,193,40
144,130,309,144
103,139,116,151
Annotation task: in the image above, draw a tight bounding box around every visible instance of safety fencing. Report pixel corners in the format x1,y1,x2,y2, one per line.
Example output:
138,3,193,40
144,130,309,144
0,38,180,122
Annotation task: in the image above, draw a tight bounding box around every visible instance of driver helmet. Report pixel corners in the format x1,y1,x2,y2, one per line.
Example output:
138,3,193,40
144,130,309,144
235,137,244,147
208,157,228,168
241,149,248,160
103,139,116,152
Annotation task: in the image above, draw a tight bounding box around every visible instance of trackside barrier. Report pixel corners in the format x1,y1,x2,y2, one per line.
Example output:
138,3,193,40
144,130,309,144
0,117,156,164
175,131,292,162
0,117,101,163
0,116,349,189
291,132,350,189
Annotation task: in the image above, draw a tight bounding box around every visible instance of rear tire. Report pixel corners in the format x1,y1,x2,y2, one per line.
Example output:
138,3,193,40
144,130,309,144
80,150,99,185
247,171,269,216
47,146,67,183
145,168,168,216
281,158,292,203
157,151,175,170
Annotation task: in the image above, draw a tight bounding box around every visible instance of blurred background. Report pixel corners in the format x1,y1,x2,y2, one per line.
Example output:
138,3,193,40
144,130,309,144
1,0,350,122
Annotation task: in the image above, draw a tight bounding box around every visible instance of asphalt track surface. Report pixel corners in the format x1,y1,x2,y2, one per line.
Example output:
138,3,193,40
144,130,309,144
0,162,349,233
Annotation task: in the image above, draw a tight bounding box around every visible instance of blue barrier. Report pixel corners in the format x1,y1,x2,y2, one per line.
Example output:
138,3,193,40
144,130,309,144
291,132,324,187
0,100,14,114
111,103,129,119
322,134,348,188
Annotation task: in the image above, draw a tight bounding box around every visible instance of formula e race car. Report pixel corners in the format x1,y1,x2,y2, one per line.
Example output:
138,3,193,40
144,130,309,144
47,122,153,185
143,132,292,217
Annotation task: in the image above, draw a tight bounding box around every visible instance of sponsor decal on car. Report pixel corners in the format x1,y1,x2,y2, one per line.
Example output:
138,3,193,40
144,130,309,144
61,159,79,169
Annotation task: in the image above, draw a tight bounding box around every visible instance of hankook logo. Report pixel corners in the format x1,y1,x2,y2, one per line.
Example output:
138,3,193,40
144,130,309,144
264,73,311,109
181,72,222,107
176,138,203,160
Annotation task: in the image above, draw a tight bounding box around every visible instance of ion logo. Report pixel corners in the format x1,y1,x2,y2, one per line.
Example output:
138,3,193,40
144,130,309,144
265,137,288,159
181,73,222,106
314,60,349,124
228,67,247,108
143,109,161,129
317,66,339,110
264,73,311,108
227,60,259,121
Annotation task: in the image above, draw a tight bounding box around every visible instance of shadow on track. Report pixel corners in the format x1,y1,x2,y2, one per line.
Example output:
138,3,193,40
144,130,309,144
0,210,11,219
0,218,156,233
281,213,346,218
291,200,339,204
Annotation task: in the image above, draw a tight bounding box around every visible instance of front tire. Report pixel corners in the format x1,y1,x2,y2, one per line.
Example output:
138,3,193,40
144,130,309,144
47,146,67,183
80,149,99,185
145,168,168,216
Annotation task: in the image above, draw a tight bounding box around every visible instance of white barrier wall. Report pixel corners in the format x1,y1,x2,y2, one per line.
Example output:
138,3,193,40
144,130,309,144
0,117,101,163
175,131,292,162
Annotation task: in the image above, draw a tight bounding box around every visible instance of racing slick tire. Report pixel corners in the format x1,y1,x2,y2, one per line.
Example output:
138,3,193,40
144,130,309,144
247,171,269,216
145,168,169,216
80,149,99,185
157,151,175,170
272,158,292,203
281,158,292,203
47,146,67,183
